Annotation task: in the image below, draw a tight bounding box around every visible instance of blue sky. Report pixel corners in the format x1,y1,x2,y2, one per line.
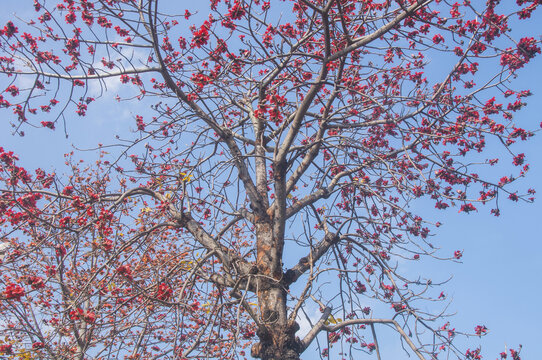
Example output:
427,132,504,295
1,1,541,359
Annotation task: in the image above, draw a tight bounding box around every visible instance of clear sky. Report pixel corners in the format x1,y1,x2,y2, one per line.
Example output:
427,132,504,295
0,1,541,359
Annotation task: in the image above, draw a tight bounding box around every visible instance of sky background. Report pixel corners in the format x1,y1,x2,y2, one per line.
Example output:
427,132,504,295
1,1,541,359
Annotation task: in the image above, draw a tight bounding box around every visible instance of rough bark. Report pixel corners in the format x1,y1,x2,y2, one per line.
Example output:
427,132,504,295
252,288,302,360
252,218,303,359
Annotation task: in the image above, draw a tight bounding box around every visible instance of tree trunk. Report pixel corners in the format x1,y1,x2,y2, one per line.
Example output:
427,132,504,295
253,220,302,360
252,287,302,360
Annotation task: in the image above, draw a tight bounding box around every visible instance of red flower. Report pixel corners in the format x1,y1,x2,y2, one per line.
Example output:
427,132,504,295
435,201,449,210
65,11,76,24
46,265,56,276
2,21,18,38
5,85,19,96
353,280,366,293
0,344,13,354
4,283,25,300
26,276,45,289
155,283,173,301
191,22,211,48
432,34,444,44
101,238,113,251
70,308,84,320
55,245,66,258
135,115,145,131
116,264,133,280
466,348,482,360
82,10,94,26
459,203,476,213
474,325,487,336
76,102,87,116
84,311,96,323
41,121,55,129
510,348,521,360
228,1,246,20
512,153,525,166
96,16,111,28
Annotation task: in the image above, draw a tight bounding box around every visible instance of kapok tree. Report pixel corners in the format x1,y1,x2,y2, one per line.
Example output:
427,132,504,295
0,1,539,359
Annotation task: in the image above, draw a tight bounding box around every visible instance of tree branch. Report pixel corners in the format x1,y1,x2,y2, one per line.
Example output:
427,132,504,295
283,232,341,286
327,0,434,62
321,318,425,360
300,306,331,351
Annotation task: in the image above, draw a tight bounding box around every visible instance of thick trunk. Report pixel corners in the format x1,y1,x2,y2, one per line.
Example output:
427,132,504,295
253,221,302,360
251,286,302,360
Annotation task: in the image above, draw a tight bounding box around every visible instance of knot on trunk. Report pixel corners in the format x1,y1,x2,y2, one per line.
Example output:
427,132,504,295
251,321,302,359
262,309,279,323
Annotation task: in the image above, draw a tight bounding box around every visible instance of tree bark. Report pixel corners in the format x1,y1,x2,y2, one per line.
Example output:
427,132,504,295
253,287,301,360
253,220,302,360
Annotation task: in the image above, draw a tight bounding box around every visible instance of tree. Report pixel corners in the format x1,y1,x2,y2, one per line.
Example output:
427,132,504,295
0,0,540,359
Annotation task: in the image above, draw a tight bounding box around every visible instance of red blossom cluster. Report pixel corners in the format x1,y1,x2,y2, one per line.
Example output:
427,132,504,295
3,283,25,300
